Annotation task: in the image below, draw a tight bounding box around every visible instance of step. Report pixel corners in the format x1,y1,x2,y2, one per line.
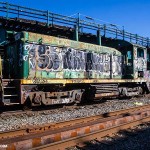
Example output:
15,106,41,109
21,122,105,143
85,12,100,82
2,79,14,81
3,87,16,89
2,82,10,85
4,102,20,105
3,94,18,97
2,99,20,104
2,84,9,86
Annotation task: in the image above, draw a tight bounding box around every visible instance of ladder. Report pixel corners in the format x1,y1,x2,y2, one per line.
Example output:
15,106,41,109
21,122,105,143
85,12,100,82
1,79,20,105
0,55,20,105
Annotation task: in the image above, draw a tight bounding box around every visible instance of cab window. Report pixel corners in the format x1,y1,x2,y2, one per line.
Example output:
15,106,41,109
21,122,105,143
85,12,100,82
127,50,132,59
137,48,144,58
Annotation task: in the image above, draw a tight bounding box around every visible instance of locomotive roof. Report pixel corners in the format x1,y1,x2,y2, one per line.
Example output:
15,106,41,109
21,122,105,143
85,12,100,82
104,38,147,49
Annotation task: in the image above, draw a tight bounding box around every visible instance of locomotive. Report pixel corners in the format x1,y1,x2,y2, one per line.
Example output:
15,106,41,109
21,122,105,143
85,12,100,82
0,30,149,107
0,2,149,108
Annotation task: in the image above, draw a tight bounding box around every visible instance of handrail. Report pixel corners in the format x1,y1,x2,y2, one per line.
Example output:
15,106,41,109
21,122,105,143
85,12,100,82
0,1,149,47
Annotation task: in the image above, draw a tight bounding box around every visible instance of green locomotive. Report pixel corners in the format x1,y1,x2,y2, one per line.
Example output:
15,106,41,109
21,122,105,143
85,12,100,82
0,2,149,107
0,31,149,107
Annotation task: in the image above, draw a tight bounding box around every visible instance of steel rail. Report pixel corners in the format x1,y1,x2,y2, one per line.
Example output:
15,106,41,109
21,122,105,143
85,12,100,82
32,114,150,150
0,104,150,150
0,104,149,139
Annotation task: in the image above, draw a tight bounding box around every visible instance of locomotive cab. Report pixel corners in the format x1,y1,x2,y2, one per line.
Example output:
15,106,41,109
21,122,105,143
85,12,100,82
103,39,147,80
103,39,150,96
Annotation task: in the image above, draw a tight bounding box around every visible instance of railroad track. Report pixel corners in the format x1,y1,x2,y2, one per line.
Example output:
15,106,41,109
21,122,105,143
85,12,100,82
0,104,150,150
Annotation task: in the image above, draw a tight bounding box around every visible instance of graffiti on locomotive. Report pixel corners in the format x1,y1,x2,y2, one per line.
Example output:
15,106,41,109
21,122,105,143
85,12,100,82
19,43,122,78
22,43,86,71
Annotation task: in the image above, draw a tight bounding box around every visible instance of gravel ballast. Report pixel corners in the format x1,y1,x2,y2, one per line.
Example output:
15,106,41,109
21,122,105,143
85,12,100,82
0,97,150,132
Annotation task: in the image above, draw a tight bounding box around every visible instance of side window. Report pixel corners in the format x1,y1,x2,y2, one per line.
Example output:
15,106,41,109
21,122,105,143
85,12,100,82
127,50,132,59
126,50,132,66
137,48,144,58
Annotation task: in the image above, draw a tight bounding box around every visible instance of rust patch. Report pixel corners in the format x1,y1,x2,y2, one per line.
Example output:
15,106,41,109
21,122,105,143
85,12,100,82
32,138,41,148
54,134,61,142
6,144,15,150
99,124,105,129
84,127,90,134
71,131,77,137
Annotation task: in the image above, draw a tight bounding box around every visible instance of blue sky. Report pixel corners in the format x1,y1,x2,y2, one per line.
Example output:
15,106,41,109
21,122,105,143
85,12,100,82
3,0,150,37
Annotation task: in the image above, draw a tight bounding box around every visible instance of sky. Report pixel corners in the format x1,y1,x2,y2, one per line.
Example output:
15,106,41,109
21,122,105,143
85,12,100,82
2,0,150,38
